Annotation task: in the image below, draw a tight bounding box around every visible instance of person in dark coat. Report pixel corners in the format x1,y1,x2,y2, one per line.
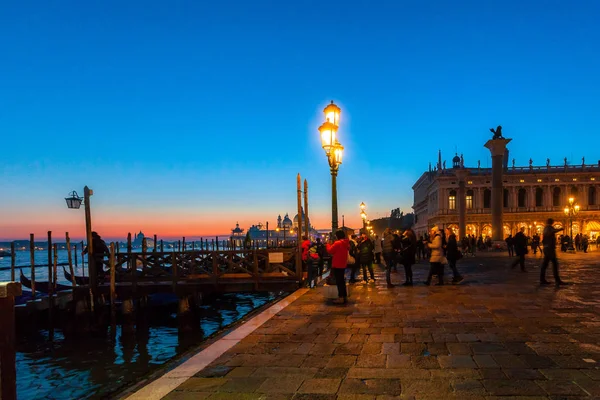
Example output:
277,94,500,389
400,228,417,286
541,218,565,286
445,229,464,284
82,231,110,279
505,235,514,257
357,231,375,282
510,227,528,272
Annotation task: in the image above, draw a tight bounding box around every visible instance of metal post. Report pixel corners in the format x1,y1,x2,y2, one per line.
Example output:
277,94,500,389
331,167,339,233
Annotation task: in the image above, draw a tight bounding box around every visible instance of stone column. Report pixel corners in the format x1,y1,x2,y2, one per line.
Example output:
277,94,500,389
485,138,512,242
454,168,470,239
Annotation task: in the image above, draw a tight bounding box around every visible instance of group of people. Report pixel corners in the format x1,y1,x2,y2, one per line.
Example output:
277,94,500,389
305,225,468,304
506,218,569,286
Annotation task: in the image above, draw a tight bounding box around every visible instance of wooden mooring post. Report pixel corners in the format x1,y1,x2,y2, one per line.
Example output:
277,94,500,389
29,234,35,298
10,242,15,282
66,233,75,289
109,243,116,319
0,282,21,400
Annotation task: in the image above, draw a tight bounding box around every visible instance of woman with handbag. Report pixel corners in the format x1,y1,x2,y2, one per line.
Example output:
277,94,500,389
425,226,445,285
326,230,350,304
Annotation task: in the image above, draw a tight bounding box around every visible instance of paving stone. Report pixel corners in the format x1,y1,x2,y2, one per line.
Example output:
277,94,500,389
225,367,256,378
573,378,600,396
258,376,305,393
356,354,387,368
314,368,348,378
326,355,357,368
518,354,558,369
334,343,363,355
339,379,401,395
502,369,546,380
206,393,266,400
473,355,500,369
297,378,342,394
176,378,228,392
381,342,400,355
386,354,410,368
470,343,509,354
163,392,211,399
438,355,477,369
481,379,546,396
336,395,376,400
401,379,453,398
194,366,235,378
535,379,588,396
291,394,336,400
447,343,473,355
411,356,441,369
218,377,267,392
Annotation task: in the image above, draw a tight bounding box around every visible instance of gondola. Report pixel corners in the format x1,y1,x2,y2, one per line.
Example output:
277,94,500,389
19,269,71,293
63,266,89,285
0,250,11,257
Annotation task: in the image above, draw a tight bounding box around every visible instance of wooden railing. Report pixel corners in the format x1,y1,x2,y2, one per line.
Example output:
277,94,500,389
107,248,302,289
0,282,21,400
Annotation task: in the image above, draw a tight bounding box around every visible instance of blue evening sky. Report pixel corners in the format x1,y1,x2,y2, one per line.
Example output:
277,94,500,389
1,0,600,239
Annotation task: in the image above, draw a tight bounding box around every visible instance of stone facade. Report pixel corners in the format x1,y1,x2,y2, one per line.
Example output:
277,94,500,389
413,157,600,239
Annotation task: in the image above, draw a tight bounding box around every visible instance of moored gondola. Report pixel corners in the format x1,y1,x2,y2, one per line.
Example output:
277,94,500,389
19,269,71,293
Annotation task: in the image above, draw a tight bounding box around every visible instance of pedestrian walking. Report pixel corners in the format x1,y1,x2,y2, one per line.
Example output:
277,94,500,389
357,231,375,283
425,226,445,286
510,227,528,272
326,230,350,304
400,228,417,286
373,234,382,264
445,228,464,284
505,234,514,257
540,218,567,286
382,228,396,284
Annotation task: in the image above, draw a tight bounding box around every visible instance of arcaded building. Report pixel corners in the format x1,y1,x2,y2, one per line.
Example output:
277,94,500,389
412,152,600,239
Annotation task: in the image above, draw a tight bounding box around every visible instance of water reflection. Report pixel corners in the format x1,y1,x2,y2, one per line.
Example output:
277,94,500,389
16,291,281,399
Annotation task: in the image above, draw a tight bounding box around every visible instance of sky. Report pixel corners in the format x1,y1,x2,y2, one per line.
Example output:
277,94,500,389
2,0,600,241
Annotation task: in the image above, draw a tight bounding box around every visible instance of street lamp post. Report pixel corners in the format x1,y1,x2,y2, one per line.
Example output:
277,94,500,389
564,197,580,251
360,202,367,230
65,186,96,291
319,101,343,234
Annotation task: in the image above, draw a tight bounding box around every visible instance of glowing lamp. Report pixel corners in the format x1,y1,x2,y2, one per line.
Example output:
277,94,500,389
332,143,344,164
319,121,337,154
569,197,575,205
564,207,569,215
360,211,367,220
323,101,341,126
360,202,366,210
65,191,83,209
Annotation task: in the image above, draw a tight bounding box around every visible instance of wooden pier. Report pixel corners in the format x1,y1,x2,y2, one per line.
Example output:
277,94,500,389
76,247,304,301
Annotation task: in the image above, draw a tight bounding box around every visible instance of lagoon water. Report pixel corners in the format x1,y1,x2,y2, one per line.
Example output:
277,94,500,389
1,250,282,399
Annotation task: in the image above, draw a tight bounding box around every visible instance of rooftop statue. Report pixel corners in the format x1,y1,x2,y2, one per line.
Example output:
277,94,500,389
490,125,503,139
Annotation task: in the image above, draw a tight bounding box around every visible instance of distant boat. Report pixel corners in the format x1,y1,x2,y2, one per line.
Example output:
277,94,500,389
0,250,11,257
19,269,71,293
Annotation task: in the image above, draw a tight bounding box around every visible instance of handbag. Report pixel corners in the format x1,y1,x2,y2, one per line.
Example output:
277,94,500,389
347,252,355,265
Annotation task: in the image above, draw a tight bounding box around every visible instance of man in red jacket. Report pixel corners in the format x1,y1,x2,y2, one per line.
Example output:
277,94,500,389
327,230,350,304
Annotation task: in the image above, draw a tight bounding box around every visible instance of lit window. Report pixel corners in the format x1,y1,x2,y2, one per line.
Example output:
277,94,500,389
467,181,473,185
466,195,473,209
573,178,577,181
537,179,542,182
591,177,596,181
449,190,456,210
555,178,560,182
519,179,525,183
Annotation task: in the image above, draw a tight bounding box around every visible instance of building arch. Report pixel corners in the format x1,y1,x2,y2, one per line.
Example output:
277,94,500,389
503,225,511,238
481,224,492,238
447,224,459,236
466,224,478,237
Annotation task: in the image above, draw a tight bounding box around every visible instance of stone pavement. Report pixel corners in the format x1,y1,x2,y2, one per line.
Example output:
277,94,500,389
163,251,600,399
